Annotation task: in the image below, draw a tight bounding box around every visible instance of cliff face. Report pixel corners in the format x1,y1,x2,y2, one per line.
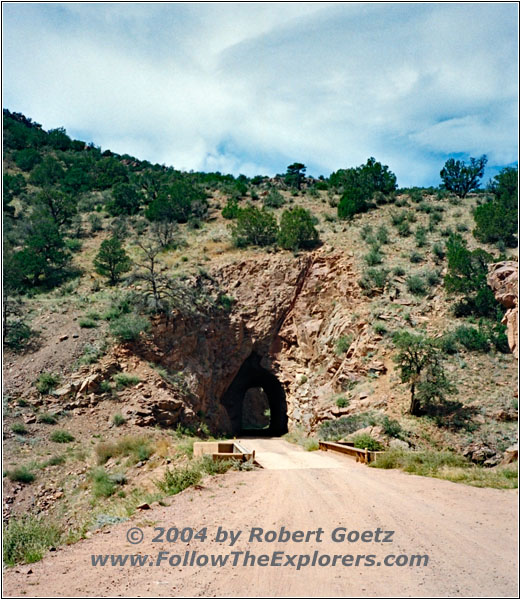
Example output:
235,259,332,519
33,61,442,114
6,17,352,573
488,261,518,358
126,248,380,434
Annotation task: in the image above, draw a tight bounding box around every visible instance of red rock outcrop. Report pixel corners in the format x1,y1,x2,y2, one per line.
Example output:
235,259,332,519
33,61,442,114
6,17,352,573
488,261,518,358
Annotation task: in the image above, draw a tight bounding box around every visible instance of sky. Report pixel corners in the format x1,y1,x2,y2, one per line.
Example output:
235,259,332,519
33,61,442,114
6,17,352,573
2,2,518,187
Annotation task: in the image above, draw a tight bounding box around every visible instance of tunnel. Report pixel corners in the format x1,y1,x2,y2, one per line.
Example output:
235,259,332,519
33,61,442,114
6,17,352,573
221,352,288,436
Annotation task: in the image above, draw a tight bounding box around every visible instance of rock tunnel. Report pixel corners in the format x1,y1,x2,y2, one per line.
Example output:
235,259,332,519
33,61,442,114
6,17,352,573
221,352,288,436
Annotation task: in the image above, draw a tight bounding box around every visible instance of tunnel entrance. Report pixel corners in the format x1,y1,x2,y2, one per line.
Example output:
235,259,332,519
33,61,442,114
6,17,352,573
221,353,288,436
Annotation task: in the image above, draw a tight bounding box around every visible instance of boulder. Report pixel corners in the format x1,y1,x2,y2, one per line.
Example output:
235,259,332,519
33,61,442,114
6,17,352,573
501,444,518,465
488,261,518,358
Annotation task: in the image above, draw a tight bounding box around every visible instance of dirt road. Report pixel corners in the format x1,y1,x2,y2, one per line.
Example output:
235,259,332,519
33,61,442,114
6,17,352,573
3,438,518,597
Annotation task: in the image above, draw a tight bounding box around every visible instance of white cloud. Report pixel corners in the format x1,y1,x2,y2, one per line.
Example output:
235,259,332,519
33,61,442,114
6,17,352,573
2,2,518,185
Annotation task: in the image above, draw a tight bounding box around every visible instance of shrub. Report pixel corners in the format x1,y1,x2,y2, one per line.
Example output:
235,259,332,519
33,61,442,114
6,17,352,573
335,335,353,356
263,189,285,208
381,416,402,438
50,430,75,443
364,245,383,266
473,166,517,247
45,455,66,466
397,221,411,237
96,436,152,465
156,465,202,495
337,188,368,220
113,373,140,389
373,323,387,336
88,213,103,233
277,207,319,251
392,266,405,277
11,423,28,435
221,198,240,219
36,373,60,394
79,317,98,328
3,515,62,565
424,269,441,287
90,468,125,498
109,313,150,342
5,320,35,351
415,226,427,247
376,225,389,244
351,433,383,451
444,234,497,318
428,212,443,231
303,438,320,451
359,268,388,293
453,325,490,352
432,243,445,261
319,413,376,441
406,275,427,295
230,206,278,247
112,413,126,427
8,466,35,484
360,224,373,241
199,455,235,475
335,396,349,408
409,251,423,264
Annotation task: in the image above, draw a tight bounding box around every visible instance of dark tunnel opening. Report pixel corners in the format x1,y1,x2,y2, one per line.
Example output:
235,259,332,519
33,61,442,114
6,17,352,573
221,353,288,436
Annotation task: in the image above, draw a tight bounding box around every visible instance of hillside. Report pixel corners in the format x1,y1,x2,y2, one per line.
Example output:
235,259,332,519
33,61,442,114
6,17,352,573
2,109,518,566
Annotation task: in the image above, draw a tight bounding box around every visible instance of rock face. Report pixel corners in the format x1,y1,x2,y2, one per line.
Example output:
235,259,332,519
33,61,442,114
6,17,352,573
129,247,383,434
488,261,518,358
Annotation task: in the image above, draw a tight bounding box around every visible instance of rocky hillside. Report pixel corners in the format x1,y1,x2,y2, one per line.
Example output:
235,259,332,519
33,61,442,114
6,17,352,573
3,110,518,536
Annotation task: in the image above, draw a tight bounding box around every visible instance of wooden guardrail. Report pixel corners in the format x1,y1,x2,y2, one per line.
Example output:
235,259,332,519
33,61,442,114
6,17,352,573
318,440,384,464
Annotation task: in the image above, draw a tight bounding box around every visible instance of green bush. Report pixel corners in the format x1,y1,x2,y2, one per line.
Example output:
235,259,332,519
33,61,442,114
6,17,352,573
424,269,441,287
8,466,35,484
359,268,388,293
11,422,28,435
406,275,427,295
112,413,126,427
335,335,353,356
36,413,59,425
109,313,150,342
453,325,490,352
45,455,66,466
5,320,35,351
156,465,202,495
277,207,319,251
221,198,240,219
90,468,126,498
319,413,376,441
364,245,383,266
113,373,140,389
335,396,349,408
381,416,402,438
36,373,60,394
337,188,369,220
415,226,427,247
376,225,389,244
351,433,383,451
432,243,445,261
79,317,98,328
50,430,75,443
396,221,410,237
3,515,62,565
263,189,285,208
230,206,278,247
95,436,152,465
409,251,423,264
473,166,517,247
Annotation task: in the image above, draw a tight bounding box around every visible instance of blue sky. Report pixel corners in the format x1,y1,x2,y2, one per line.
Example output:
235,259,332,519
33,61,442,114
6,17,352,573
2,2,518,186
